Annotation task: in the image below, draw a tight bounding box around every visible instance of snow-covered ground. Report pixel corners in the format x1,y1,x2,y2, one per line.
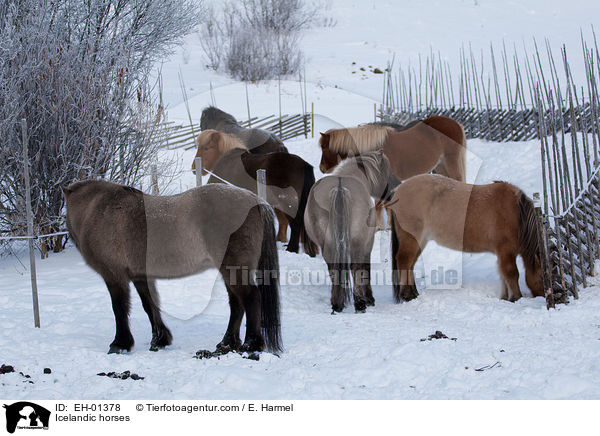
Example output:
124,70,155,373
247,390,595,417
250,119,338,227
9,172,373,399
2,0,600,400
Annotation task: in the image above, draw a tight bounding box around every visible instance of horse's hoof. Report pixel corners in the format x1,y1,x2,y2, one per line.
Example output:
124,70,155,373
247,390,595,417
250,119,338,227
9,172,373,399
215,343,236,354
150,328,173,351
400,285,419,301
354,301,367,313
240,351,260,361
331,305,344,314
108,345,129,354
240,338,265,353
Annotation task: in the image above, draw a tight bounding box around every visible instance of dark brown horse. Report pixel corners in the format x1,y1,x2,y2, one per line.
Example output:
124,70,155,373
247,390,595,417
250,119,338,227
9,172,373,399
192,130,318,257
63,180,282,354
388,174,543,302
201,106,288,154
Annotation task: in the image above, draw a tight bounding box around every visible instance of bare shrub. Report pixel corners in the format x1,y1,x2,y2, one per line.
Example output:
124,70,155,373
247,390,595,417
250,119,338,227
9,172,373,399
0,0,202,247
200,0,326,80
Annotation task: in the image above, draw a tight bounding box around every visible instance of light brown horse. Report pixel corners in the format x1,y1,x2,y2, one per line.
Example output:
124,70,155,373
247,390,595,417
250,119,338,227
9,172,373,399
388,174,543,302
319,117,467,227
319,117,467,181
192,129,291,244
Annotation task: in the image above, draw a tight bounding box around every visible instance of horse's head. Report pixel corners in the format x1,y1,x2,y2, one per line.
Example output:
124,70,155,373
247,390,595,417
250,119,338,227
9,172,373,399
200,106,237,130
318,132,344,173
192,130,225,175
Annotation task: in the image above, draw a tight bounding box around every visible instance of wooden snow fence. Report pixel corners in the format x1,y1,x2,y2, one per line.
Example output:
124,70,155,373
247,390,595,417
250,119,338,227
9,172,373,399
156,113,311,151
382,33,600,308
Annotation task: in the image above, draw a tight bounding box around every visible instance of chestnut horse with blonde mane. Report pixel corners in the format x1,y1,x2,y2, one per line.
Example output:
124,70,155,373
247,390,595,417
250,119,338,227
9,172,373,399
192,129,318,256
388,174,544,303
319,116,466,181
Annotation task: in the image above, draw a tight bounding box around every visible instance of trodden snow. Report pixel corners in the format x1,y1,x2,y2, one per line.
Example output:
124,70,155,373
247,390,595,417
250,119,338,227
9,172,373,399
2,0,600,399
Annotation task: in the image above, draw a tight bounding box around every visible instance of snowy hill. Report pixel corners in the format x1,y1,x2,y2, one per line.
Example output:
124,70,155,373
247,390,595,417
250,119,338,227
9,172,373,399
2,0,600,401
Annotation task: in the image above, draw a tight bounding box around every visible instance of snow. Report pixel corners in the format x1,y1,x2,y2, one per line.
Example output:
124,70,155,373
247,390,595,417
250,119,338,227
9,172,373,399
2,0,600,400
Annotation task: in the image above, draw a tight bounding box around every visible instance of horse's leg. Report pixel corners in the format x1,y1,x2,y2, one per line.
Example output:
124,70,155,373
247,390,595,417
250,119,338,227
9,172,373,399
394,227,422,301
132,279,172,351
239,285,265,352
216,266,245,352
375,201,385,230
104,280,134,354
500,281,509,301
437,152,465,182
327,262,345,313
300,226,320,257
286,215,301,253
274,209,288,243
352,261,371,312
498,251,522,302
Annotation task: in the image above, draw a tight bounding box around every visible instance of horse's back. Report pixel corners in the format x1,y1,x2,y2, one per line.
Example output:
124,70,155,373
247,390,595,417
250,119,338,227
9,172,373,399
422,116,466,146
305,175,373,251
392,175,520,252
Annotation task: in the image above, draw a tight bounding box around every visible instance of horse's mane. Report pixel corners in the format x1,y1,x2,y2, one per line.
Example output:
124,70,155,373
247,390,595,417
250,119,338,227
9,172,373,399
196,129,246,153
322,124,393,154
331,150,389,190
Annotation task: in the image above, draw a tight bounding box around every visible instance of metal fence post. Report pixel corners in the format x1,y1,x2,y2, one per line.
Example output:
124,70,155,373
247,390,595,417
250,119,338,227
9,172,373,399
151,164,159,195
195,157,203,187
256,169,267,201
22,118,40,328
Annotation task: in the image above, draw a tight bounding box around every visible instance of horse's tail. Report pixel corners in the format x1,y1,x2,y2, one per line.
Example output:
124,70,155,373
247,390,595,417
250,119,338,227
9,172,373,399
329,178,353,307
517,190,540,273
257,203,283,353
390,210,402,303
299,164,319,257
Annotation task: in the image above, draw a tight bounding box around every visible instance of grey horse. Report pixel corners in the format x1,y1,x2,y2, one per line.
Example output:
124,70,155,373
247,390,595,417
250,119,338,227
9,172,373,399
304,150,392,313
63,180,282,355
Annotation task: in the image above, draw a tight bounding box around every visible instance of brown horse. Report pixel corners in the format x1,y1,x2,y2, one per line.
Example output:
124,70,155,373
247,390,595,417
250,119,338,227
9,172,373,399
388,174,543,303
192,129,290,243
319,116,467,229
319,117,466,182
63,180,282,355
192,129,318,257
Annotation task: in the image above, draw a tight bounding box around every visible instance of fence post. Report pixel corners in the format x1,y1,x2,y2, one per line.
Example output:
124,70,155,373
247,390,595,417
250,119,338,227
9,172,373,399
256,169,267,201
151,164,159,195
195,157,203,187
533,192,555,308
311,102,315,138
245,82,252,128
22,118,40,328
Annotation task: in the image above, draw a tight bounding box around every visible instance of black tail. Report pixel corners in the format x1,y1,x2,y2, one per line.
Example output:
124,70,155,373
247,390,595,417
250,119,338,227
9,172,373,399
257,203,283,353
299,164,319,257
518,191,540,273
390,211,402,303
329,178,352,307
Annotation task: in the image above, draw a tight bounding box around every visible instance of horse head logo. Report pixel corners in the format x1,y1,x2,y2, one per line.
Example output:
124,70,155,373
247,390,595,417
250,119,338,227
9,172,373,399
3,402,50,434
